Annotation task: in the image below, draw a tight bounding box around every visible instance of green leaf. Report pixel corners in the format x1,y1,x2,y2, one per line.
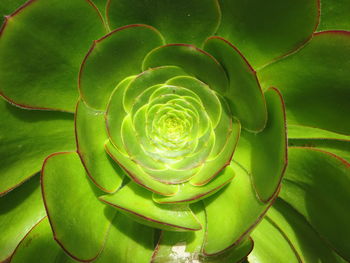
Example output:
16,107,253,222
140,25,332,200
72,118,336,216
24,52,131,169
0,175,45,262
153,166,234,204
76,99,123,193
107,0,220,46
279,147,350,261
10,218,77,263
202,162,271,255
0,0,27,24
0,99,75,195
99,181,201,232
142,44,229,95
248,218,300,263
152,202,254,263
79,24,164,110
233,88,287,202
216,0,319,68
0,0,105,111
266,199,347,263
288,124,350,141
258,31,350,135
203,36,267,132
105,141,179,196
317,0,350,31
41,152,115,261
94,213,154,263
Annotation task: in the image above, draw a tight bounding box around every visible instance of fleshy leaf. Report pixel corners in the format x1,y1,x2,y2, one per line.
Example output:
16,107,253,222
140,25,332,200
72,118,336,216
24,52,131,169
94,213,154,263
42,152,115,261
99,181,201,232
153,166,234,204
202,162,272,255
204,36,267,132
0,0,105,111
10,218,77,263
265,198,347,263
279,147,350,261
142,44,229,95
0,175,45,262
233,88,287,202
0,98,75,195
76,99,123,193
317,0,350,31
79,24,164,110
105,141,179,196
107,0,221,46
248,218,300,263
216,0,319,68
258,31,350,135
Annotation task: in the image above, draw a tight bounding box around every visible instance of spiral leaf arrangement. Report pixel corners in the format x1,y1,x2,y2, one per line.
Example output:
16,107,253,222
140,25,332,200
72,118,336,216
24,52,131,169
0,0,349,262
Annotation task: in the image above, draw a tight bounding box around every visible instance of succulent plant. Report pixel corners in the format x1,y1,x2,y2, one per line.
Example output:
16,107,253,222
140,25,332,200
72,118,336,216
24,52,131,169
0,0,349,262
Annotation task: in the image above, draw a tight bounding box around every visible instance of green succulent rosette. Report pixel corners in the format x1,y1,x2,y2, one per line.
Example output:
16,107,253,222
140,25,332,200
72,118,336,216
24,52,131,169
0,0,349,262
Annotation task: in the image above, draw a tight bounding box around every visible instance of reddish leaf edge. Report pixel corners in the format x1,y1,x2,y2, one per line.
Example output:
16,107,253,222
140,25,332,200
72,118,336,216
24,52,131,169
40,151,111,262
202,180,280,256
6,216,47,263
203,35,268,133
74,99,122,194
256,0,321,72
252,87,288,204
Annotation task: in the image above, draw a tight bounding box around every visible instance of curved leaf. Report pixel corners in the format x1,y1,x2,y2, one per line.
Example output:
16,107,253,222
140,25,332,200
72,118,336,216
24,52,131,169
0,99,75,195
76,99,123,193
317,0,350,31
204,36,267,132
216,0,319,68
258,31,350,135
0,175,45,262
42,152,115,261
202,162,272,255
0,0,105,111
279,147,350,261
10,218,76,263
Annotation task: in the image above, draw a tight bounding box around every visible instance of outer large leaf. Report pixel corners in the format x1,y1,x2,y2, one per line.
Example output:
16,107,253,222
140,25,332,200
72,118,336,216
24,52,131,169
107,0,220,46
41,152,115,261
216,0,319,68
0,175,45,262
0,0,105,111
10,218,76,263
258,31,350,135
279,147,350,261
0,99,75,195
